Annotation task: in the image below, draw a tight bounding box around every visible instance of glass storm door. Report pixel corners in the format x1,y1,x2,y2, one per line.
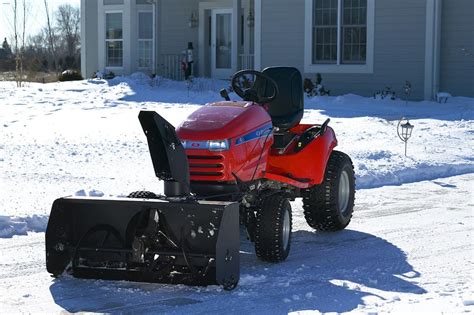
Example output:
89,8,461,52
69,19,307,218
211,9,233,79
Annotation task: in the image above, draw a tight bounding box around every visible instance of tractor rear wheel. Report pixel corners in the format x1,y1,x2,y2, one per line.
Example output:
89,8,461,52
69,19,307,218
254,194,292,262
303,150,355,231
127,191,158,199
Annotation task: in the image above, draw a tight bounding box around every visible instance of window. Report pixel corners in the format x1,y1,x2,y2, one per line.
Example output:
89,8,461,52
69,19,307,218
305,0,374,73
106,13,123,67
138,12,153,69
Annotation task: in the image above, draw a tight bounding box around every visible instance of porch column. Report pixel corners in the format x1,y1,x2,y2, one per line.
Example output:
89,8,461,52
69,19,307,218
232,0,242,74
254,0,261,70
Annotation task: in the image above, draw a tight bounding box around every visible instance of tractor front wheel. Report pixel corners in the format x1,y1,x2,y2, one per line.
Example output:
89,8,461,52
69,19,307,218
303,150,355,231
254,194,292,262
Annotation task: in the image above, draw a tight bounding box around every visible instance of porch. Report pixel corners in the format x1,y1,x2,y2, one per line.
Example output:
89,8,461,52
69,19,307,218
154,0,257,81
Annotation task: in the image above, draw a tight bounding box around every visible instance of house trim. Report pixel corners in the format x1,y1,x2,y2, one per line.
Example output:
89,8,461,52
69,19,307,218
80,0,87,77
303,0,375,74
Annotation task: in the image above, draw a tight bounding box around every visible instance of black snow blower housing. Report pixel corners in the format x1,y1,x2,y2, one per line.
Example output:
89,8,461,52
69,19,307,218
46,111,240,290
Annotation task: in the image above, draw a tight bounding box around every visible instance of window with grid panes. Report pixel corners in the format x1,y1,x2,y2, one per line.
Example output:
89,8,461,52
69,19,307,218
312,0,367,65
138,12,153,68
105,13,123,67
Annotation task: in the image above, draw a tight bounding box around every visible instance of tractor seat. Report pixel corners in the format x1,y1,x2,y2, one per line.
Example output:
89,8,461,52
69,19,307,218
271,110,304,131
256,67,304,131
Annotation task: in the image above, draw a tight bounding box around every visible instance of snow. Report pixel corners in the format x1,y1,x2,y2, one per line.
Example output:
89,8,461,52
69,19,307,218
0,75,473,313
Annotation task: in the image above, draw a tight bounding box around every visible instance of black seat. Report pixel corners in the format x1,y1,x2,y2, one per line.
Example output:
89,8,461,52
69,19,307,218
255,67,304,130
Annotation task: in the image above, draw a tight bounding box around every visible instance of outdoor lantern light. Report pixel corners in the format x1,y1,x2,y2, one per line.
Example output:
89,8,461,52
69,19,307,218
397,117,414,156
188,12,198,28
247,10,255,27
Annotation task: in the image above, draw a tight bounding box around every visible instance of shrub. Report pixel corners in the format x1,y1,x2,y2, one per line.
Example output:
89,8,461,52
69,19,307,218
304,73,330,96
93,69,115,80
374,86,396,100
58,69,83,81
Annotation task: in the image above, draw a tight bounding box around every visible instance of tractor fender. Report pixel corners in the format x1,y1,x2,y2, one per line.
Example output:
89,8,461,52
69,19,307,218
266,125,337,187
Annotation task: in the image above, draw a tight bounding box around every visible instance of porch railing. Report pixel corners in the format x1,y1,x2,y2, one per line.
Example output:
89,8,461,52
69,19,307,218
157,54,184,81
239,54,255,70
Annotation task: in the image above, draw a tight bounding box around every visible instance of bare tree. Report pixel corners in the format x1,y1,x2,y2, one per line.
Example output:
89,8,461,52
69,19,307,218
55,4,80,60
12,0,28,87
44,0,57,72
13,0,20,86
20,0,26,79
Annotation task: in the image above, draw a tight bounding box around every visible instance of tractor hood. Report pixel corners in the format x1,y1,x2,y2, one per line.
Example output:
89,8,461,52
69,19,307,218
176,101,272,140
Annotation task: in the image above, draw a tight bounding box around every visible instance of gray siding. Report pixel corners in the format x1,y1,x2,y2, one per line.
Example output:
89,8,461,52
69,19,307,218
439,0,474,97
260,0,305,69
81,0,99,78
261,0,427,100
158,0,199,55
157,0,199,76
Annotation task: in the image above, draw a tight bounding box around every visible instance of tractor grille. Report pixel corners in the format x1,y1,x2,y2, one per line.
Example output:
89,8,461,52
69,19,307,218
187,155,225,180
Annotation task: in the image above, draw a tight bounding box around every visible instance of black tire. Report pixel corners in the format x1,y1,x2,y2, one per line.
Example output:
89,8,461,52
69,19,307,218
303,150,355,231
127,191,158,199
254,194,292,262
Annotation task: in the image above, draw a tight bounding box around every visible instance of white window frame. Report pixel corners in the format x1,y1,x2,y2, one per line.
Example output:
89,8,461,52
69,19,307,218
105,10,124,69
304,0,375,74
137,10,154,70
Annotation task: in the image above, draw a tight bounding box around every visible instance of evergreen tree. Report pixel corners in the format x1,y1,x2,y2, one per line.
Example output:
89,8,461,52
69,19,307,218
2,38,12,56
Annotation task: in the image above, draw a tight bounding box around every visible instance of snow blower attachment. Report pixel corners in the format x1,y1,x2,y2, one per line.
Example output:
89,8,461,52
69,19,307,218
46,111,240,290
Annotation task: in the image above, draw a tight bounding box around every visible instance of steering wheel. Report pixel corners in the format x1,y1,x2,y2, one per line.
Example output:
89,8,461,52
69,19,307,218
231,70,279,104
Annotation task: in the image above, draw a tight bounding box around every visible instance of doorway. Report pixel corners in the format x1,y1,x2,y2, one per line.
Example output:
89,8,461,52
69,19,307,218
211,9,233,79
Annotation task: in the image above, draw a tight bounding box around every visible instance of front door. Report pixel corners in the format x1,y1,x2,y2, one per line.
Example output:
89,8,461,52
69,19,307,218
211,9,233,79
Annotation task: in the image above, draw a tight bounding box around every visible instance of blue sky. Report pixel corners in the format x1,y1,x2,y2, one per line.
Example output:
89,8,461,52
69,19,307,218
0,0,80,45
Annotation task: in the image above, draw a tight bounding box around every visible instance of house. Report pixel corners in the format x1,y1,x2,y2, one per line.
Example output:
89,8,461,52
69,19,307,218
81,0,474,100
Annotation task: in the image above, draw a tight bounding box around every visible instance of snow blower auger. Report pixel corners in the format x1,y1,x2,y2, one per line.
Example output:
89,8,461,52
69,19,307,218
46,67,355,290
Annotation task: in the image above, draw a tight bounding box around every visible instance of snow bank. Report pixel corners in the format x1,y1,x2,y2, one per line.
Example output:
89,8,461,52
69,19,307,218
357,163,474,189
0,215,48,238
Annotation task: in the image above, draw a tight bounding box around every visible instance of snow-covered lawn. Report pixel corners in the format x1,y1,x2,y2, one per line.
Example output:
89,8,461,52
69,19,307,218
0,76,473,313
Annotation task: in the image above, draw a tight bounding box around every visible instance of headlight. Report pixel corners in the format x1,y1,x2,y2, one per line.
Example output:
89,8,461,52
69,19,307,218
181,139,230,151
208,140,229,151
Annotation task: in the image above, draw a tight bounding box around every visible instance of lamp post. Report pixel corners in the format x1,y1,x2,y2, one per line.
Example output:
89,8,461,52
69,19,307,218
397,117,414,156
188,12,198,28
247,10,254,28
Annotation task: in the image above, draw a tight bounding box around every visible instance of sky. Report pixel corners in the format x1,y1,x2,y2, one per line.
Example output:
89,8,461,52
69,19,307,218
0,0,80,45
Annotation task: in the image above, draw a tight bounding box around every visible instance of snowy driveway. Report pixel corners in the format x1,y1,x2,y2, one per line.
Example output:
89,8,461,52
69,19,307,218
0,174,472,314
0,78,473,313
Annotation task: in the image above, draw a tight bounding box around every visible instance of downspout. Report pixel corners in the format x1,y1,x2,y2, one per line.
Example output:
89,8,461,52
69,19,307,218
152,0,157,75
433,0,442,97
424,0,441,100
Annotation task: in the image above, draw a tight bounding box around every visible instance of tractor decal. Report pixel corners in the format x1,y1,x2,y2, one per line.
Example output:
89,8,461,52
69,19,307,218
235,123,273,146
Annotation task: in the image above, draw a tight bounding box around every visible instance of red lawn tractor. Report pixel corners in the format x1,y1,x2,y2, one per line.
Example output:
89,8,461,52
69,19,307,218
46,67,355,290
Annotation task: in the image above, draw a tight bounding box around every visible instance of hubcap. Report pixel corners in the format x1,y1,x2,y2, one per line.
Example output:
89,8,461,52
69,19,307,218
282,207,290,250
338,170,350,216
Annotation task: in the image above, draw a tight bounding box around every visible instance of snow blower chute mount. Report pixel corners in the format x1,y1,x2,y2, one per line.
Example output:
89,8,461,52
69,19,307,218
46,67,355,290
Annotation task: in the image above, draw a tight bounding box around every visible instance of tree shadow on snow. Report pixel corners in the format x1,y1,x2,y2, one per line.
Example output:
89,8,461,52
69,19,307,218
49,229,426,314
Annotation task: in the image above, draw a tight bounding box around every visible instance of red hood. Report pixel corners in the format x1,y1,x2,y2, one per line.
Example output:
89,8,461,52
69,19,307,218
176,101,272,140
